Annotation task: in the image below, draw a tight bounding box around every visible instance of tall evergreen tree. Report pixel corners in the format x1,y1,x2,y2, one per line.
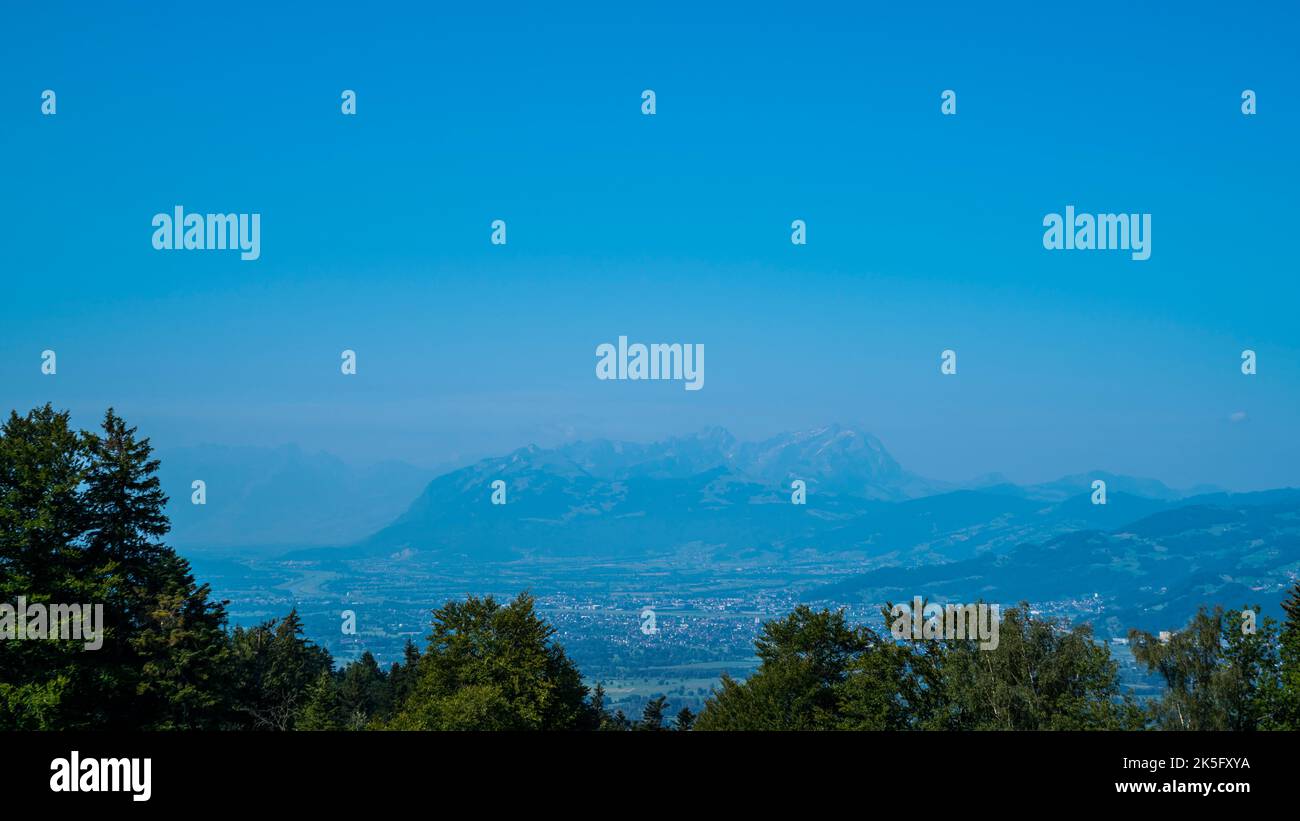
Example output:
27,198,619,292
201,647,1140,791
1268,584,1300,729
673,706,696,731
338,651,390,728
82,410,232,729
638,695,669,731
298,670,345,731
0,407,87,728
386,638,422,710
0,407,232,729
230,609,333,730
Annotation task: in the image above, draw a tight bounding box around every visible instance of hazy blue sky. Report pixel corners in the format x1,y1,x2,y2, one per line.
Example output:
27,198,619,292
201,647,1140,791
2,1,1297,490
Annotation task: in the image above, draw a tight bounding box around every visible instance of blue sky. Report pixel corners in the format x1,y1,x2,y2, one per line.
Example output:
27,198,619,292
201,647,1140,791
1,1,1297,490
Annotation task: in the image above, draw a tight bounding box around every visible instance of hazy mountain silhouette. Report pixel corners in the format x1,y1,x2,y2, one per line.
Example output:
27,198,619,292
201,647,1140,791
806,489,1300,633
280,426,1248,569
160,444,437,551
250,425,1300,631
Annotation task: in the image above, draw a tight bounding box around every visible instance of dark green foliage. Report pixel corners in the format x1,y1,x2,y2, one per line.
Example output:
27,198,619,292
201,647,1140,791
673,706,695,731
697,602,1141,731
608,709,631,730
0,406,231,730
1266,584,1300,729
4,404,1299,733
638,695,669,730
386,638,421,708
337,651,391,728
1131,605,1279,730
695,605,909,730
386,592,598,730
912,603,1141,730
229,610,333,730
299,670,346,731
590,682,633,730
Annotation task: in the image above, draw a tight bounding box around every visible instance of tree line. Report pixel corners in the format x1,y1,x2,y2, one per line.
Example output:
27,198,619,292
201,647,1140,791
3,405,1299,731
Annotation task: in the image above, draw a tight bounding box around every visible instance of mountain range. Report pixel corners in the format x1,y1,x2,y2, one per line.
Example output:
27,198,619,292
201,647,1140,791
169,426,1300,630
336,424,1230,562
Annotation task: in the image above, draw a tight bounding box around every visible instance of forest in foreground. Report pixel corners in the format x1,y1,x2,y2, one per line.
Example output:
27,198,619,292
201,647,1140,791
3,405,1299,732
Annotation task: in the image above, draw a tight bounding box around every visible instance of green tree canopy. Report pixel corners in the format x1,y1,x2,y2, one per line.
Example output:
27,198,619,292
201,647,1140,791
0,406,231,730
1131,604,1279,731
387,592,597,730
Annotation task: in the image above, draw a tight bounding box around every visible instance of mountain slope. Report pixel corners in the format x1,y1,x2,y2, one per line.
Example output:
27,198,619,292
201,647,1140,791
805,498,1300,634
266,425,1300,634
320,426,1220,565
160,444,436,550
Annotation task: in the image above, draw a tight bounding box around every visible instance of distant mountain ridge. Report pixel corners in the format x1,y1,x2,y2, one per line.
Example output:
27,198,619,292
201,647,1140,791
806,489,1300,634
259,425,1300,634
161,426,1245,555
521,424,921,497
352,423,920,562
323,425,1238,564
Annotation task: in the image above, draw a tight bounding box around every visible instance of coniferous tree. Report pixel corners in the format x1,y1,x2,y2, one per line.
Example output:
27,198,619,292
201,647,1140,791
590,682,612,729
0,407,232,730
673,706,695,731
0,407,87,729
6,403,1299,736
638,695,669,730
299,670,345,730
230,609,333,730
128,552,234,729
1267,584,1300,729
386,638,422,710
338,651,390,728
83,411,232,729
